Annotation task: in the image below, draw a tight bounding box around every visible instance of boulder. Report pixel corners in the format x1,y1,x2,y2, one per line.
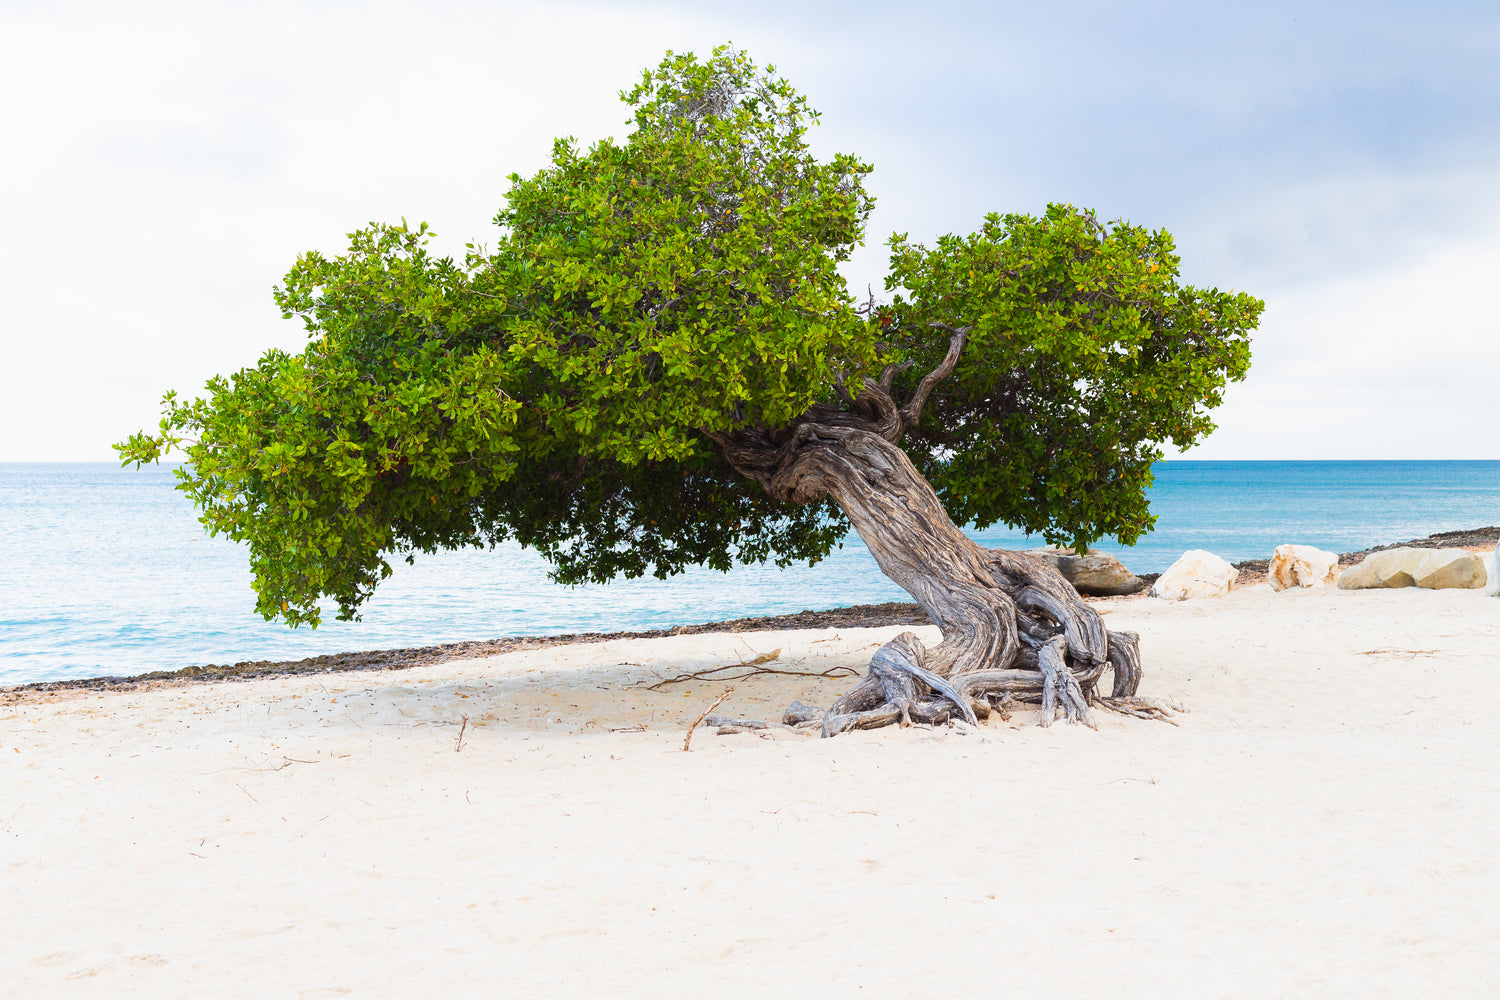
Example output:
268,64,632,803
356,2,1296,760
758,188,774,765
1485,542,1498,597
1028,547,1144,596
1149,550,1239,601
1337,547,1486,590
1267,544,1340,591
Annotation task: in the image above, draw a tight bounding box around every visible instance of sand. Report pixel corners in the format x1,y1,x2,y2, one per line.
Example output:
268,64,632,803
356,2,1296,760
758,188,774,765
4,583,1498,997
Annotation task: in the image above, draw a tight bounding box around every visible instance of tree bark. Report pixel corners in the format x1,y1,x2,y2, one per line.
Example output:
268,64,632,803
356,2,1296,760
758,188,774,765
708,337,1171,734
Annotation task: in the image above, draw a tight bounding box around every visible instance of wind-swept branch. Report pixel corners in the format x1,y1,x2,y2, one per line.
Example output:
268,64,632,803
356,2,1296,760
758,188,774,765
899,324,970,429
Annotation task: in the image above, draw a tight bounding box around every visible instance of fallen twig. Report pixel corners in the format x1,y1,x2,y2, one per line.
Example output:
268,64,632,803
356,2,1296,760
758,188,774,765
683,687,735,752
649,651,856,690
454,714,469,752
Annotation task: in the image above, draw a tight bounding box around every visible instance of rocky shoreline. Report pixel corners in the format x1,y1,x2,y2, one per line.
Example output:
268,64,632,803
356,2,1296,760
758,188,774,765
1223,526,1499,589
9,526,1496,697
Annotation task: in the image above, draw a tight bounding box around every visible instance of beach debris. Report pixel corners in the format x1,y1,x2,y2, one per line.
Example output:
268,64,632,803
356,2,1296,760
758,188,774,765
1267,544,1340,591
1149,550,1239,600
1028,546,1145,596
1337,547,1487,590
683,687,735,751
703,716,771,730
454,714,469,752
782,701,825,727
646,652,857,691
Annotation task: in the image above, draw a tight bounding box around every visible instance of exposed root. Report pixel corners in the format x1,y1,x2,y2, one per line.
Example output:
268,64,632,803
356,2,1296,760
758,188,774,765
819,632,981,736
1037,636,1095,729
789,614,1172,737
1094,695,1184,725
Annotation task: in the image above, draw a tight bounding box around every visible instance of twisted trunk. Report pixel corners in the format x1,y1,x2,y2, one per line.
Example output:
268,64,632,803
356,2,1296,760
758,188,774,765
709,331,1168,734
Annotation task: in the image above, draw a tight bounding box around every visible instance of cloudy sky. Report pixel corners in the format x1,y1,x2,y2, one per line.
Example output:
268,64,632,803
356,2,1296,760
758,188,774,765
4,0,1496,461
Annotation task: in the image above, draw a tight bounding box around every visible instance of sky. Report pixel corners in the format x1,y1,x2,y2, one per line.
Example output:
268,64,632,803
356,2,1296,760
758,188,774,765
3,0,1496,461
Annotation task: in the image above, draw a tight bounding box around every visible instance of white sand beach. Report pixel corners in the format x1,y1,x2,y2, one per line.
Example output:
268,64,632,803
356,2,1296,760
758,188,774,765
4,583,1499,997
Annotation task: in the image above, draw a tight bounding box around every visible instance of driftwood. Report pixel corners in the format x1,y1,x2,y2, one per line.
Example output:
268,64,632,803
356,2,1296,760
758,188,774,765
704,716,772,730
647,651,857,691
683,687,735,751
707,326,1174,736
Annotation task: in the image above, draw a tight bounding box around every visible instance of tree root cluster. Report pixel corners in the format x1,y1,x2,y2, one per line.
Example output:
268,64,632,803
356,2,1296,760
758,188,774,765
700,623,1179,739
766,544,1182,737
774,624,1178,738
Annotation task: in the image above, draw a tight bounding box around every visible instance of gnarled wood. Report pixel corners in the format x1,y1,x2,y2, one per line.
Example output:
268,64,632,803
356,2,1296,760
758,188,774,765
708,327,1168,735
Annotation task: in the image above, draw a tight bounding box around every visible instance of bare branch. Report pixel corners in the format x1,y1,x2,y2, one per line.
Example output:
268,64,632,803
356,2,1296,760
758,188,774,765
898,324,971,428
648,662,857,691
878,359,915,391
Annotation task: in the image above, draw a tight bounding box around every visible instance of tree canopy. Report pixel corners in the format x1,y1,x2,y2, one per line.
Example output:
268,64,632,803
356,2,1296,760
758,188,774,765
119,46,1260,628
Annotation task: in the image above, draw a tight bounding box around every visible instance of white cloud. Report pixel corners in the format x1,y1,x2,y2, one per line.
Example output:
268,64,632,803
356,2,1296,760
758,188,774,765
2,0,1497,460
1177,231,1500,459
2,0,687,460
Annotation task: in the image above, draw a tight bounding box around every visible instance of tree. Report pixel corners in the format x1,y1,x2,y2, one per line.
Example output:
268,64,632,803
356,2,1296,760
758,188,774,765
119,47,1260,734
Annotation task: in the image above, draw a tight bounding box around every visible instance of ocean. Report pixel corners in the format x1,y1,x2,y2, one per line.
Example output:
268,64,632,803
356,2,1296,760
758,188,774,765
2,461,1497,686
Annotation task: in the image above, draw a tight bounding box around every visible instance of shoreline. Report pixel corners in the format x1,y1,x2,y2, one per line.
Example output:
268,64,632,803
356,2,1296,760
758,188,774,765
6,525,1495,698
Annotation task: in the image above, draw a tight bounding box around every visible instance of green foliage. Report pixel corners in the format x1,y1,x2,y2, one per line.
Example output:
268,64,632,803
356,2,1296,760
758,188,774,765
118,47,1260,626
886,206,1259,553
118,47,874,626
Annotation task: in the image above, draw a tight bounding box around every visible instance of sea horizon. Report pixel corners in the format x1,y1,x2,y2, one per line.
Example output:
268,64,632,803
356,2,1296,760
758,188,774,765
3,459,1497,686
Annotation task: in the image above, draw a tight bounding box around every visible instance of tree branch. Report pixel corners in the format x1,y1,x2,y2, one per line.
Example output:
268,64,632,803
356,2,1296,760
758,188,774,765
899,324,970,429
706,324,966,490
851,377,903,442
878,359,915,391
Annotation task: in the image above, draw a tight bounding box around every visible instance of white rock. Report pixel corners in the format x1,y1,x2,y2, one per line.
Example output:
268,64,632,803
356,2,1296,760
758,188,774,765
1028,547,1144,596
1149,550,1239,601
1337,547,1486,590
1484,542,1498,597
1267,544,1340,592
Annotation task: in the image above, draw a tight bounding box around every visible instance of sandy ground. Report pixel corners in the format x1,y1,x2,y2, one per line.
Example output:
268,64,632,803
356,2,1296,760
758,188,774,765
4,584,1499,997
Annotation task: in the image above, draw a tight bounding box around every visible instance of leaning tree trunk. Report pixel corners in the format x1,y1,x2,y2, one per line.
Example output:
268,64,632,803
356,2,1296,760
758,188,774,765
707,329,1172,735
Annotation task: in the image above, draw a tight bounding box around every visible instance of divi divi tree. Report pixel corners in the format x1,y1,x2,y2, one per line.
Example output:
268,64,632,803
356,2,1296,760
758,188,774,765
120,48,1261,734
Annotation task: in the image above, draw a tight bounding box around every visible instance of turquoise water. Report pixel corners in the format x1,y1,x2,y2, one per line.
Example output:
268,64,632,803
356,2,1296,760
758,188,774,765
2,461,1496,685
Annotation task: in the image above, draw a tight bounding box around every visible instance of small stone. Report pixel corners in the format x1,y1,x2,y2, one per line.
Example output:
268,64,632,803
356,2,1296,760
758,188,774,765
1267,544,1340,592
1028,547,1144,596
1337,547,1486,590
1149,550,1239,600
